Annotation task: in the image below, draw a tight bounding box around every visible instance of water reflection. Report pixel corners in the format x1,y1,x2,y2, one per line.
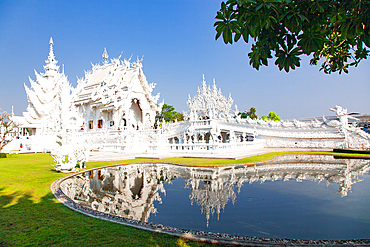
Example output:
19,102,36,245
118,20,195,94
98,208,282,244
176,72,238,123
60,155,370,227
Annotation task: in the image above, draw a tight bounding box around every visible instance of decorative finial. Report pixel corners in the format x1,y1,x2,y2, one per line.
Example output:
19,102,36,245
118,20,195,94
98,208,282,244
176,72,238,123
102,47,109,63
44,37,58,76
48,37,55,59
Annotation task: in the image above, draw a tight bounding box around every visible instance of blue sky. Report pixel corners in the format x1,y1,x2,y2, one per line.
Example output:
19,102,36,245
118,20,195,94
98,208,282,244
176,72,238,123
0,0,369,119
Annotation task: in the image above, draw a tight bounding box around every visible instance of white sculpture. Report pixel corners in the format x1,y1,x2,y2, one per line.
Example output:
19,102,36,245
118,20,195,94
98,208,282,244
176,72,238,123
328,106,370,149
51,132,90,173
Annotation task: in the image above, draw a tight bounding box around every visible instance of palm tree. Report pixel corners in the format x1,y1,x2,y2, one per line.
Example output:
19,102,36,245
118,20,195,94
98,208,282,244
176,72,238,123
246,107,258,120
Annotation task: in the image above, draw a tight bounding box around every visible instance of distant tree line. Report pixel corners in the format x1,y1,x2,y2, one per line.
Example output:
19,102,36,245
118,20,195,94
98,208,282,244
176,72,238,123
156,104,281,125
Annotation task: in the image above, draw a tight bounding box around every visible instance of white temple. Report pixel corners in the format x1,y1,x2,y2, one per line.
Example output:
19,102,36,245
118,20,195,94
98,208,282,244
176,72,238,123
4,38,370,171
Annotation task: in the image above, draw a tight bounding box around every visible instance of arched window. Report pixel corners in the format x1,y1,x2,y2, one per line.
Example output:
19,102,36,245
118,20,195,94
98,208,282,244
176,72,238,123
98,119,103,128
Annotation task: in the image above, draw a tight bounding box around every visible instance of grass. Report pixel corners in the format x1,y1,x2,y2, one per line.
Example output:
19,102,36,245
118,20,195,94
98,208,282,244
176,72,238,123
0,153,214,247
87,151,370,167
1,151,369,246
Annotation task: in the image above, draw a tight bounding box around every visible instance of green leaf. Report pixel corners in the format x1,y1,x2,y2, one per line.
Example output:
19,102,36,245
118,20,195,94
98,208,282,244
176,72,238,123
215,30,222,40
234,32,242,42
255,3,265,11
242,27,250,43
222,25,232,44
297,32,325,55
221,2,226,11
236,0,245,6
275,47,301,72
362,34,370,48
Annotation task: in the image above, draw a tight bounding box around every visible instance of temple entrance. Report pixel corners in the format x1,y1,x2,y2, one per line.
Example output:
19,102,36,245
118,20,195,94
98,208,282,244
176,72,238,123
130,99,142,129
220,131,229,143
204,132,211,143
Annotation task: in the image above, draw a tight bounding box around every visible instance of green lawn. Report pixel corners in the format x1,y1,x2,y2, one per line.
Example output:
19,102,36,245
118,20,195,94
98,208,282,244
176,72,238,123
0,153,214,247
0,151,369,246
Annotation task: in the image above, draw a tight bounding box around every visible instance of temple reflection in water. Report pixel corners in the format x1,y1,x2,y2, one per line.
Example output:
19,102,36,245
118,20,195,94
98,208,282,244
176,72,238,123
60,155,370,226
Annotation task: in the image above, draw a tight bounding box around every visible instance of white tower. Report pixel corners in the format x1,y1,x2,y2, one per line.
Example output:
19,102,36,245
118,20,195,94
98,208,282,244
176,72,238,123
23,37,74,133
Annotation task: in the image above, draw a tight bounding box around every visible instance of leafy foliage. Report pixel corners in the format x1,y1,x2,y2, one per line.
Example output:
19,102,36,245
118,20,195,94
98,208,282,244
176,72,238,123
0,110,17,152
238,112,248,118
268,111,281,121
155,104,184,125
239,107,258,119
262,111,281,121
214,0,370,74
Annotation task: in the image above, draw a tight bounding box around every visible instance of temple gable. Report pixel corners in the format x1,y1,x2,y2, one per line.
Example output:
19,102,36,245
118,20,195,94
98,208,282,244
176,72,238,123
73,49,161,131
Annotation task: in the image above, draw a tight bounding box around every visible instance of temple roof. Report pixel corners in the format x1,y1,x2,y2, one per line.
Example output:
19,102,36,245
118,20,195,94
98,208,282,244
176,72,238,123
73,51,160,112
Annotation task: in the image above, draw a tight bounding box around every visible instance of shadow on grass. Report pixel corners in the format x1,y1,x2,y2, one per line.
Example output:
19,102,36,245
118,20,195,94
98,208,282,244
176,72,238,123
0,187,213,247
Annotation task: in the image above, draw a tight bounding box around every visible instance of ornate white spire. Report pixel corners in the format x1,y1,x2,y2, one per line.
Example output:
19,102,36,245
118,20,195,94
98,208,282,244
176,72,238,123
201,74,207,92
24,38,74,132
102,47,109,63
43,37,59,78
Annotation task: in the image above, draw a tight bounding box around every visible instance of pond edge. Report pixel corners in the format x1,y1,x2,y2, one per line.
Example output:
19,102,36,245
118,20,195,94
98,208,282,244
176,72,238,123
50,154,370,246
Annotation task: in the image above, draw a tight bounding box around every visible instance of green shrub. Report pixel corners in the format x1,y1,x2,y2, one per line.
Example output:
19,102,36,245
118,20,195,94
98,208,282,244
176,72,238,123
0,153,6,158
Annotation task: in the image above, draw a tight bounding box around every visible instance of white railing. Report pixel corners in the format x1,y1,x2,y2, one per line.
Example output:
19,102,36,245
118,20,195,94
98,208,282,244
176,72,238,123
165,140,262,152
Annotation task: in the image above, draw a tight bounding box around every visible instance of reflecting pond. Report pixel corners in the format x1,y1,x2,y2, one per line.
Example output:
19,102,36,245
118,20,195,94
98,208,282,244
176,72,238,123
60,155,370,240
